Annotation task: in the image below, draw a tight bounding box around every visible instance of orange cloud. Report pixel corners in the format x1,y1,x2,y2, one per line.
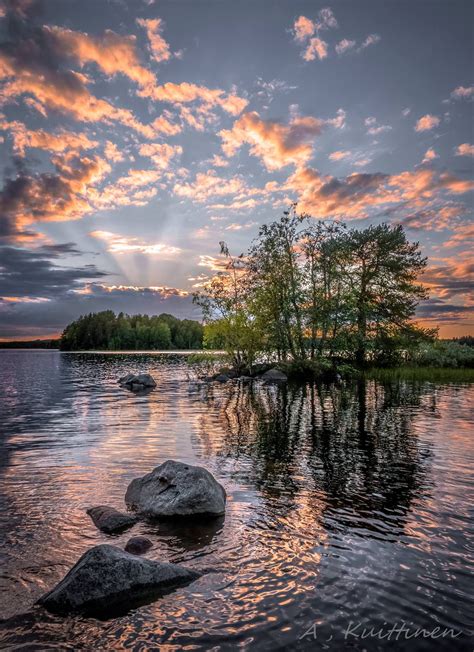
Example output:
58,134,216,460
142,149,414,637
415,114,440,132
422,147,438,163
293,16,315,42
0,117,98,156
138,142,183,168
139,81,248,116
0,152,111,241
455,143,474,157
104,140,124,162
46,25,155,88
136,18,171,63
219,111,324,170
329,150,351,161
303,37,328,61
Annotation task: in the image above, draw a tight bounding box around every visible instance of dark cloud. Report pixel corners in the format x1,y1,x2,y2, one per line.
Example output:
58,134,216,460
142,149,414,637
0,280,199,338
0,244,109,298
416,299,473,323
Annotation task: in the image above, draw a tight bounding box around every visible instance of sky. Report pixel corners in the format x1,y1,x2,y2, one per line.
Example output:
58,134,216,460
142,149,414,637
0,0,472,340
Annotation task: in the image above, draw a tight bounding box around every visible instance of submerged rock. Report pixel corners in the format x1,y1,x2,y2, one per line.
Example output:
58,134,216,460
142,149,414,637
118,373,156,392
261,368,288,383
125,536,153,555
38,544,199,616
87,506,136,533
214,374,230,383
125,460,226,518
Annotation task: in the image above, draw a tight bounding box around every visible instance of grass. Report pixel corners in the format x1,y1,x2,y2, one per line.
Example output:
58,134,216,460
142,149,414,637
365,366,474,383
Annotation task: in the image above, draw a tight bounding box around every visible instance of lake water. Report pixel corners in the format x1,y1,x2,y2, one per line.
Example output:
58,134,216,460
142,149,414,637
0,350,473,650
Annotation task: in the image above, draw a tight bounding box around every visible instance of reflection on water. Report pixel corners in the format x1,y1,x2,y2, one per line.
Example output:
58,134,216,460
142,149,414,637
0,351,472,650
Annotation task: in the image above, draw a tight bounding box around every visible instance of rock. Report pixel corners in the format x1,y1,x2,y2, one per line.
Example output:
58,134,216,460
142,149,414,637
214,374,230,383
239,375,253,383
134,374,157,387
125,460,226,518
87,506,136,533
261,368,288,383
125,536,153,555
38,544,200,616
118,373,135,385
118,372,156,392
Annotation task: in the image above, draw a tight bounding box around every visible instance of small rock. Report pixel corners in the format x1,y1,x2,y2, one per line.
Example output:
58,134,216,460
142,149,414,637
87,506,136,533
38,544,200,616
125,460,226,518
214,374,230,383
261,368,288,383
125,536,153,555
118,372,156,392
239,375,253,383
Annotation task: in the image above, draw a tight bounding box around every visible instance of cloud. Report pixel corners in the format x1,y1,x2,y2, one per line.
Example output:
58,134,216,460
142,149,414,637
284,164,473,219
138,142,182,168
422,147,438,163
0,278,198,338
293,9,337,60
0,153,111,241
416,298,473,324
293,9,338,44
0,243,108,300
358,34,381,51
293,15,316,42
136,17,171,63
329,150,351,161
335,39,356,55
336,34,380,56
415,114,440,132
402,107,411,117
173,170,247,202
450,85,474,100
455,143,474,157
365,116,392,136
138,82,248,116
0,116,98,156
302,38,328,61
104,140,124,162
45,25,155,88
90,230,181,256
219,111,326,170
421,259,474,300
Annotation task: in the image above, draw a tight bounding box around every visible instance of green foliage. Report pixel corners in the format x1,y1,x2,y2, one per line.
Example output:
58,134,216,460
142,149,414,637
366,367,474,382
195,208,431,369
409,341,474,368
60,311,203,351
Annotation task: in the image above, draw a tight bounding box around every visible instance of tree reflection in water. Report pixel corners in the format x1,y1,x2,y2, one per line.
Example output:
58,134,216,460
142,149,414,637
197,379,433,540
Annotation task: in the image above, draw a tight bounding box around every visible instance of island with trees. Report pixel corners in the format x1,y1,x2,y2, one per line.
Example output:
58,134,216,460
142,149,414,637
60,312,203,351
193,208,474,378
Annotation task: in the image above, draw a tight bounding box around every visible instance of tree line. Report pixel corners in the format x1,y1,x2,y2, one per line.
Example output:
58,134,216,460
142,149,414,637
194,207,434,371
60,311,203,350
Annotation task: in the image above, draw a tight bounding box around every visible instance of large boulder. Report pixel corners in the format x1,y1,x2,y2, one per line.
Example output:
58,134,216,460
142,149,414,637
261,368,288,383
38,544,200,616
118,373,156,392
125,460,226,518
87,505,136,533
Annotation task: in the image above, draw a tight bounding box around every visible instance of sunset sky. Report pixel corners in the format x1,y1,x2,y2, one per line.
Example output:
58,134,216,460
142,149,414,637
0,0,472,339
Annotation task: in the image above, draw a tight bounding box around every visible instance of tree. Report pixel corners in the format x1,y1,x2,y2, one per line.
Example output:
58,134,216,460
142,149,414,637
193,242,264,370
341,224,427,365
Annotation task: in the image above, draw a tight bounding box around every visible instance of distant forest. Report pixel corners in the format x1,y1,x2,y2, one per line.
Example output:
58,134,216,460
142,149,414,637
60,311,203,350
0,339,59,349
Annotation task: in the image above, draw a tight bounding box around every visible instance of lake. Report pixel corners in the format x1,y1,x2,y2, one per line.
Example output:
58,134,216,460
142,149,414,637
0,350,472,650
